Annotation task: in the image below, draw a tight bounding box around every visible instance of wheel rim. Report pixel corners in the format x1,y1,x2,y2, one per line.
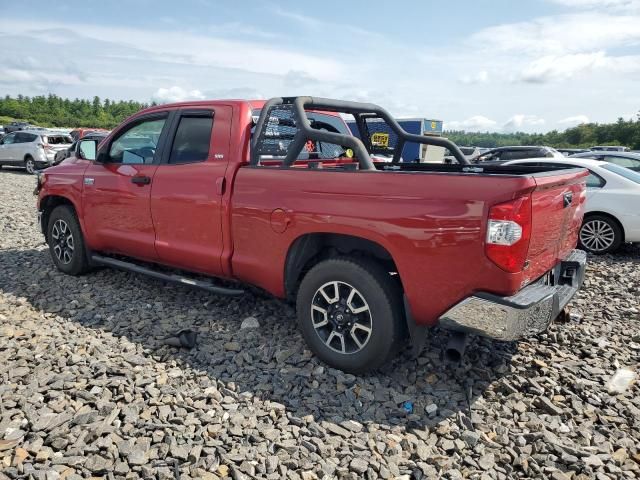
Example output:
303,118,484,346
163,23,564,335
310,281,373,355
51,219,74,264
26,159,35,174
580,219,615,252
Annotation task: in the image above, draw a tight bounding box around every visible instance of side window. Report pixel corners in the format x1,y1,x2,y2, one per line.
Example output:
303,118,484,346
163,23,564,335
585,171,605,188
1,133,16,144
604,155,639,169
14,133,27,143
169,113,213,164
499,150,518,161
108,117,167,164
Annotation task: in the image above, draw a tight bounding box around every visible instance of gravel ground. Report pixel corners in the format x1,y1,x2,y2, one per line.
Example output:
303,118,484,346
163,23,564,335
0,168,639,480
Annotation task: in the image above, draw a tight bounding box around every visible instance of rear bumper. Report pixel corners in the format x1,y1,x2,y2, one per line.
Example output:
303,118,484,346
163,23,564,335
438,249,586,341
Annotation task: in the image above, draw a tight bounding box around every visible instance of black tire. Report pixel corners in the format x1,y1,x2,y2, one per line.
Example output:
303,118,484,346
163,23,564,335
24,155,36,175
296,257,403,374
579,214,623,254
47,205,91,275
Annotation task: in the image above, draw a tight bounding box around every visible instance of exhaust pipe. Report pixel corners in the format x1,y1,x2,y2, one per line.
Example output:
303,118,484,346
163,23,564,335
445,332,469,362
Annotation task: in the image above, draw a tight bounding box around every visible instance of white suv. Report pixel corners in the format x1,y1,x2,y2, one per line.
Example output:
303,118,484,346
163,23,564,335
0,130,73,174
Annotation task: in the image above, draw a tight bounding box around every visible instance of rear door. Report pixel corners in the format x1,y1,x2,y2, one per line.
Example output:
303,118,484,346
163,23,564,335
82,113,172,261
150,106,232,276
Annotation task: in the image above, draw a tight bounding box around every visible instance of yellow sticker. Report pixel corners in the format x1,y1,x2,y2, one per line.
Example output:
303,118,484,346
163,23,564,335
431,121,437,130
345,148,354,158
371,132,389,147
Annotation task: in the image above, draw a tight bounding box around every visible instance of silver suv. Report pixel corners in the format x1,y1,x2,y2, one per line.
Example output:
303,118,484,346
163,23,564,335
0,130,73,174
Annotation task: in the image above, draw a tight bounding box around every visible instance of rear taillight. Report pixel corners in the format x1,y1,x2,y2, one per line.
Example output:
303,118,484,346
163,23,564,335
485,195,532,273
38,143,53,151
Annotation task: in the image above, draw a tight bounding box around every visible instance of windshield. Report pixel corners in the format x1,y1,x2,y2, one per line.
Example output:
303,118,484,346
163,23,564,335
602,164,640,184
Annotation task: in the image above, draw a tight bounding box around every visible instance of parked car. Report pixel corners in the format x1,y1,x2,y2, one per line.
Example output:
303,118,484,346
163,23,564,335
36,97,587,373
443,146,486,164
503,158,640,254
69,128,110,142
556,148,591,156
472,146,564,163
591,145,630,152
0,130,73,174
568,151,640,172
4,121,33,134
54,132,109,165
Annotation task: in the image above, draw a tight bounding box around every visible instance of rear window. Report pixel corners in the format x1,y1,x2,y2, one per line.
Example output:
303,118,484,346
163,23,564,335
251,109,352,161
44,135,73,144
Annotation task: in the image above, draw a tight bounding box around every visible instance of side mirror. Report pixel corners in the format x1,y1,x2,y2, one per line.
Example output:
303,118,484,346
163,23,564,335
78,139,98,161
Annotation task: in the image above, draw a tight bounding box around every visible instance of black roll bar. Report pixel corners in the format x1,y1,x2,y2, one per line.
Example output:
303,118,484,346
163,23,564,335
250,96,469,169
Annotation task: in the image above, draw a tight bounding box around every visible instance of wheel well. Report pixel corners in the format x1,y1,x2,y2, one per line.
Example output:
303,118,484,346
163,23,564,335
583,211,625,242
24,154,34,161
41,196,76,242
284,233,400,300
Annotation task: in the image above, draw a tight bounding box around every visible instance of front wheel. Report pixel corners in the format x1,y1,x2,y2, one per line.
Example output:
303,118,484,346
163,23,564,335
296,257,403,374
47,205,91,275
579,215,622,254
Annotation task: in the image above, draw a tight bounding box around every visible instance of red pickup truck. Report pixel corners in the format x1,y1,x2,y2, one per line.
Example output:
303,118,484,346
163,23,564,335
36,97,588,373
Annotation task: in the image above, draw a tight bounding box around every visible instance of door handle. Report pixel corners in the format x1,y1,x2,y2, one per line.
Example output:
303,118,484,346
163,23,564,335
215,176,226,195
131,175,151,186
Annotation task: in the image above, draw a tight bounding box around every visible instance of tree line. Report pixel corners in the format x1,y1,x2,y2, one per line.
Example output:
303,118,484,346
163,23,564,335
446,115,640,150
0,94,152,129
1,94,639,149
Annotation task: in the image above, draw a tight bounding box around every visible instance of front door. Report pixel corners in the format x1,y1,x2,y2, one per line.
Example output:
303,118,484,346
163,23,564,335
150,106,232,277
82,113,171,261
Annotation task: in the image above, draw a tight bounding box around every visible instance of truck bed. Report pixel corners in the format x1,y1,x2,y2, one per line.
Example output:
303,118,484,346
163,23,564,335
230,162,587,326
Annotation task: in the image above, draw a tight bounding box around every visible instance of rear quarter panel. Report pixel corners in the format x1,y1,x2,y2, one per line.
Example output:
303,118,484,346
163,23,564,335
230,168,541,326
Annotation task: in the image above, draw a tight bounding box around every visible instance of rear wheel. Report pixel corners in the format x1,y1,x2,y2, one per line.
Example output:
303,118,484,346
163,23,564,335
579,215,622,254
296,257,403,373
47,205,91,275
24,155,36,175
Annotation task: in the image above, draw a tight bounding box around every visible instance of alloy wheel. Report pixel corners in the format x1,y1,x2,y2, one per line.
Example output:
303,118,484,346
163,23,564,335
310,281,373,354
51,219,74,264
25,158,35,174
580,219,615,253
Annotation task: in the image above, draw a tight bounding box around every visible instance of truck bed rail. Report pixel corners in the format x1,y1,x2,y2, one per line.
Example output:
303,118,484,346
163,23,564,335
250,96,469,170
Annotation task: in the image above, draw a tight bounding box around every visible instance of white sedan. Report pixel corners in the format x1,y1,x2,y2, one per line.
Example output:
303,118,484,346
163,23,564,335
503,158,640,254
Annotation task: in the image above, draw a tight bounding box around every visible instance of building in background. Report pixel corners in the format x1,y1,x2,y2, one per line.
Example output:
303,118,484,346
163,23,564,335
347,117,445,163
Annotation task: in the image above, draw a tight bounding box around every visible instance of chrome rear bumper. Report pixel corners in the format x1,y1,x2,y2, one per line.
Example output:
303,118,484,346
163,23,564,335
438,249,586,341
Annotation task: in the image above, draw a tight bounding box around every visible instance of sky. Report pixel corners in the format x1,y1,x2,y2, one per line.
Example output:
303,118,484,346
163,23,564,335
0,0,639,133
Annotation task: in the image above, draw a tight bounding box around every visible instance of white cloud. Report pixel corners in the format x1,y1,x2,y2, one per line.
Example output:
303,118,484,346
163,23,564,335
503,114,546,131
519,51,607,82
470,13,640,56
447,116,498,131
0,20,345,83
459,70,489,84
558,115,590,125
152,86,205,103
549,0,640,11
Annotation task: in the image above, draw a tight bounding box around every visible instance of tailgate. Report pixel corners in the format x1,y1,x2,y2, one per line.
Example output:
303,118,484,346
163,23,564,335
525,169,587,283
